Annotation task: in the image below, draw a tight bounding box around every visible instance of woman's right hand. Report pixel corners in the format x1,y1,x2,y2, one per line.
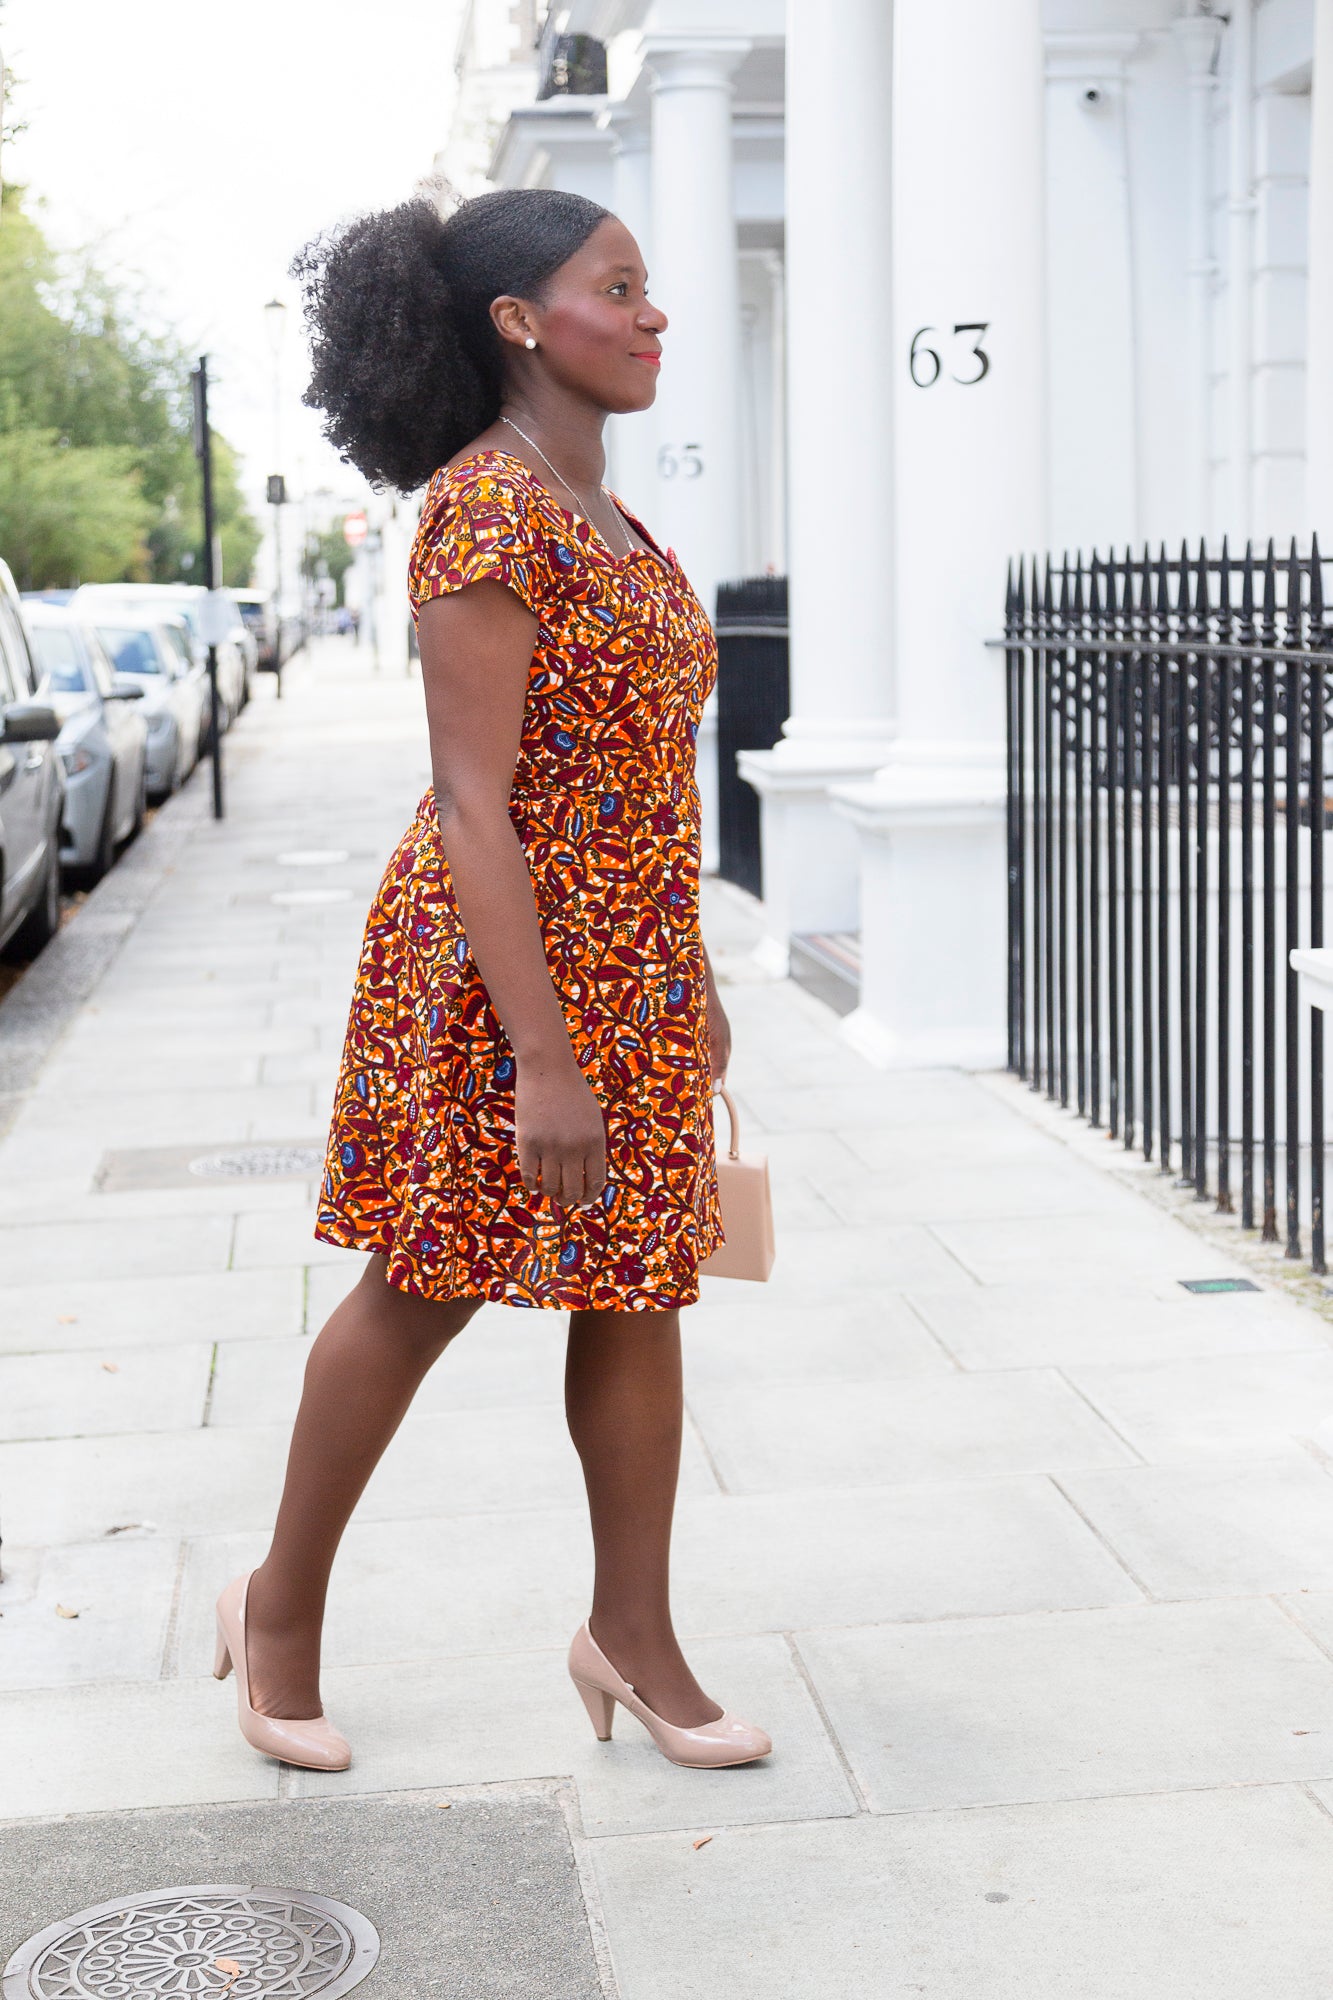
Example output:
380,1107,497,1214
515,1056,608,1209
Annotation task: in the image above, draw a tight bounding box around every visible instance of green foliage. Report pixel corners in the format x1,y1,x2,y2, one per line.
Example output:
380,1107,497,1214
0,429,153,587
0,185,260,588
301,523,356,607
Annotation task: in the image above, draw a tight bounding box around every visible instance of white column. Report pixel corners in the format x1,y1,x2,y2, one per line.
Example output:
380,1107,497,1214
1176,13,1223,534
832,0,1047,1069
644,36,748,616
600,106,657,522
737,0,895,966
1307,0,1333,536
644,36,748,877
1227,0,1255,540
1044,33,1141,551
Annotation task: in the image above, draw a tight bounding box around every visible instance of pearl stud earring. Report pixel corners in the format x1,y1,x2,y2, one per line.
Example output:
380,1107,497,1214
524,337,537,350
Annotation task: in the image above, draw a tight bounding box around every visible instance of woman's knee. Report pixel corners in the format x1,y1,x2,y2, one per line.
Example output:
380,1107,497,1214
354,1255,481,1346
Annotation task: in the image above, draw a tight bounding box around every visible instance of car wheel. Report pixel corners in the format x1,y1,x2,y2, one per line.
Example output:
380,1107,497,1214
83,789,117,886
12,837,60,956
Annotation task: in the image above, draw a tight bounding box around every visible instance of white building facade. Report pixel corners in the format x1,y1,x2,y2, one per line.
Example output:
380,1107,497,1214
444,0,1333,1068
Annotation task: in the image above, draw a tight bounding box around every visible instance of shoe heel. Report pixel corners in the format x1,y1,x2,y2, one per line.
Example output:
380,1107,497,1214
213,1624,233,1681
573,1677,615,1741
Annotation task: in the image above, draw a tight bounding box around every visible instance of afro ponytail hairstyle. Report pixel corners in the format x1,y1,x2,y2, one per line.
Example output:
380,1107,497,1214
291,186,612,494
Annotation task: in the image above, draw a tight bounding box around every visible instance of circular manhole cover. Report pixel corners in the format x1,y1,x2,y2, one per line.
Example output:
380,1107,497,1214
2,1885,379,1999
189,1146,324,1180
275,850,351,868
270,889,352,907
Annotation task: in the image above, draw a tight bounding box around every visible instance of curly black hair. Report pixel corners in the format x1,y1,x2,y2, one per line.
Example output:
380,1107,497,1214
292,187,612,493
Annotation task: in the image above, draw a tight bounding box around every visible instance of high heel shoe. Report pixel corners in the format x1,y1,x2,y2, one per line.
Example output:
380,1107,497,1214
213,1572,351,1772
568,1620,772,1769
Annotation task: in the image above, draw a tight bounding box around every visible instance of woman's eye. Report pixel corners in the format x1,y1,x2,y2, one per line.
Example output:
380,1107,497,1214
610,282,628,296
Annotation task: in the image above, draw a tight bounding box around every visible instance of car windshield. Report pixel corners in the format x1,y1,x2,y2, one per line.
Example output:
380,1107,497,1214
27,625,90,692
96,626,163,675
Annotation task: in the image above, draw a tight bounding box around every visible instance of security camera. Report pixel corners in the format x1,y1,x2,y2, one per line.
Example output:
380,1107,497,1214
1084,86,1102,103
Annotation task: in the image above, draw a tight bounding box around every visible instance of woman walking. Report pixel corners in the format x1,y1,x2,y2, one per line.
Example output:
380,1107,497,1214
213,188,771,1775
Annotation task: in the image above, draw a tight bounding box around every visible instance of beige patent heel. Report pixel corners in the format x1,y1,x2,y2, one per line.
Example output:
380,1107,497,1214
214,1572,351,1773
567,1620,772,1768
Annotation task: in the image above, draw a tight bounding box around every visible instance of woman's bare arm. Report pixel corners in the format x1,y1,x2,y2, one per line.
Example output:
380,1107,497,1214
417,582,606,1209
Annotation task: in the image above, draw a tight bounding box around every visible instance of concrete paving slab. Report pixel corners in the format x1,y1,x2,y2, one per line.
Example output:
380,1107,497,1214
1278,1592,1333,1662
701,1223,972,1305
33,1053,265,1094
0,1679,282,1817
290,1635,856,1839
2,1088,317,1150
930,1210,1243,1285
0,1268,304,1356
815,1160,1147,1224
662,1482,1145,1630
680,1294,954,1386
0,1536,180,1689
0,1790,607,2000
0,1215,234,1288
208,1323,568,1427
0,1429,288,1545
1058,1456,1333,1597
0,1342,212,1441
1065,1350,1333,1461
0,1175,318,1228
233,1210,362,1270
795,1597,1333,1813
905,1277,1328,1368
589,1784,1333,2000
687,1368,1136,1492
833,1115,1062,1169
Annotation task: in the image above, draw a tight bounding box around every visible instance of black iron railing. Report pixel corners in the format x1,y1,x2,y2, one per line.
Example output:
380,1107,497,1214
1004,540,1333,1273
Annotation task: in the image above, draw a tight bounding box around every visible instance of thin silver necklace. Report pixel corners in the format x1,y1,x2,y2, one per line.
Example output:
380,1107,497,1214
499,413,635,558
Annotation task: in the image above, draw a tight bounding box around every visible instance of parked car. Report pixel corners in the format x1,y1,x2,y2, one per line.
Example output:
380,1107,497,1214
0,560,64,956
233,589,277,671
72,584,248,733
83,614,206,800
22,604,150,883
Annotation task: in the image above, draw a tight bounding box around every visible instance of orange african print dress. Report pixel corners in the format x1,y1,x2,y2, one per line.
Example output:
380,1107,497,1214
314,449,724,1311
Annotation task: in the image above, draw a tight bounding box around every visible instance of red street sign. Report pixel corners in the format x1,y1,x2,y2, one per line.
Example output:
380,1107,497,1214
343,511,368,548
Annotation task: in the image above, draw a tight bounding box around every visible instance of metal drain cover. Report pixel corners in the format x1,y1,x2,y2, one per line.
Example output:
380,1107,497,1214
2,1884,379,1998
188,1146,324,1179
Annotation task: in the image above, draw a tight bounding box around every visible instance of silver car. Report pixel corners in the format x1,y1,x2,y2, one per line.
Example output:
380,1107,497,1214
0,561,64,956
73,583,247,735
23,605,150,883
87,615,205,799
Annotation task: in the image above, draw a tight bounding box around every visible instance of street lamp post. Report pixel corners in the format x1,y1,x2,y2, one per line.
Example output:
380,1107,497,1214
263,297,288,697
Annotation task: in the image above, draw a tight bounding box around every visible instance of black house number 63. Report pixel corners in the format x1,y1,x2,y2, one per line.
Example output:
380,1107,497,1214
909,323,992,388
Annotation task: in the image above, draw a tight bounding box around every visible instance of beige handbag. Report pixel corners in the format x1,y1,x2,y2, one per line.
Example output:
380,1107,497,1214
700,1085,776,1282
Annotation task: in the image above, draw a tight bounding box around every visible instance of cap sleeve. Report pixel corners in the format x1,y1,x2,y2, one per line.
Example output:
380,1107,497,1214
410,464,551,622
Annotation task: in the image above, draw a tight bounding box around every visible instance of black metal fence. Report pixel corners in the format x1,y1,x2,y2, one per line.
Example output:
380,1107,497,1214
1004,540,1333,1273
715,575,788,898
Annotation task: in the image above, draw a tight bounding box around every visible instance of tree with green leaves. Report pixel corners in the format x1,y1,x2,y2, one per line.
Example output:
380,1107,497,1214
0,182,260,589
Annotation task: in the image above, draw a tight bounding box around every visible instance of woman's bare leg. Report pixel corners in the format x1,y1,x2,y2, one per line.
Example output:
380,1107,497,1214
565,1305,722,1727
244,1254,479,1719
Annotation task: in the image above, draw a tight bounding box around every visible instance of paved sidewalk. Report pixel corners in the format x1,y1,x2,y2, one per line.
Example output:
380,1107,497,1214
6,640,1333,1995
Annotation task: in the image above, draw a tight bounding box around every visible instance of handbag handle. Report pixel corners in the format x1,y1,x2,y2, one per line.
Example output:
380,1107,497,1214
714,1083,741,1161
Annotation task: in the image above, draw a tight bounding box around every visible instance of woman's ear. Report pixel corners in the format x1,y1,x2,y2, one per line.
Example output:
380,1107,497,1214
490,295,533,350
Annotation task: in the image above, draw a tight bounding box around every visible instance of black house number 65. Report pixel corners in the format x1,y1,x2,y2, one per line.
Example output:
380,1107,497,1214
909,323,992,388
